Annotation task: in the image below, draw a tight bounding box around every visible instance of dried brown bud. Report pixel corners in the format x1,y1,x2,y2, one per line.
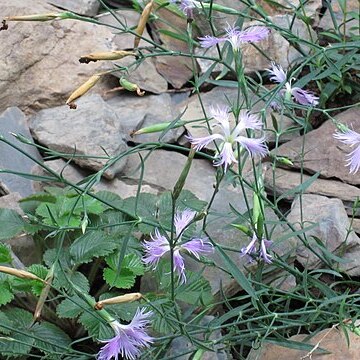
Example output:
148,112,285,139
0,265,44,282
95,293,143,310
79,50,136,64
66,74,102,108
134,0,154,48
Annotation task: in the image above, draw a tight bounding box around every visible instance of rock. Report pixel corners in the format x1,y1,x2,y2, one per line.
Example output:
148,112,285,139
30,94,128,179
350,218,360,235
180,86,297,151
47,0,100,16
0,193,39,266
125,149,295,295
256,0,323,19
287,194,360,275
196,15,317,76
274,108,360,186
96,9,152,49
113,55,168,94
151,7,195,88
263,165,360,205
167,316,230,360
0,0,114,113
319,0,359,36
31,158,158,198
106,93,184,144
247,327,360,360
0,107,43,197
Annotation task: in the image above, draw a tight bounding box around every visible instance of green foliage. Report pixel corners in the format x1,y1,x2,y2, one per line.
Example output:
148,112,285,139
0,308,71,357
0,243,12,263
103,253,144,289
0,208,26,240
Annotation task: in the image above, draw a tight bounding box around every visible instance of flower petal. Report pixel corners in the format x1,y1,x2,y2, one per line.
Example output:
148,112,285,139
181,237,214,259
174,209,196,238
291,87,319,106
267,62,287,83
235,136,268,158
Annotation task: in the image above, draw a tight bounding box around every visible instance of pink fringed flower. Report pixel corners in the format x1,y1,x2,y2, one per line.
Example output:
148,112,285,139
186,106,268,171
142,209,214,284
334,128,360,174
267,62,319,107
199,25,269,51
97,308,153,360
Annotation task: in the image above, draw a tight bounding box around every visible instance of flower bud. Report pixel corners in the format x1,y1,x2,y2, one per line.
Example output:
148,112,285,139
5,13,63,21
134,0,154,48
131,120,185,136
0,266,44,282
66,73,102,108
276,156,293,166
79,50,136,64
119,78,145,96
95,293,142,310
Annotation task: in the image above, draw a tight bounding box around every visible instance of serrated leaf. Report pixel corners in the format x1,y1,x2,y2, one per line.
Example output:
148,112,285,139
32,321,71,354
56,295,89,319
151,299,180,334
103,267,136,289
0,243,12,263
54,270,90,295
0,209,26,240
95,190,124,210
27,264,48,296
106,253,144,276
79,310,113,340
70,230,118,265
0,312,13,334
0,281,14,306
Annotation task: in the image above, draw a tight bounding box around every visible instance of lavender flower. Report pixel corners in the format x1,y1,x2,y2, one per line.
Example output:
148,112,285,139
199,25,269,51
260,239,273,264
97,308,153,360
333,128,360,174
142,209,214,284
187,106,268,171
267,62,319,106
170,0,196,17
240,234,273,264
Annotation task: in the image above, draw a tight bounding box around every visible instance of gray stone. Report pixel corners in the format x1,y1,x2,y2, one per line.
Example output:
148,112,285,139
48,0,100,16
287,194,360,275
263,165,360,204
30,94,128,179
31,159,158,198
113,55,168,94
247,327,360,360
0,0,114,113
152,7,195,88
0,193,39,267
0,107,43,197
196,15,317,75
275,107,360,186
96,9,152,49
167,316,230,360
319,0,359,36
107,93,184,144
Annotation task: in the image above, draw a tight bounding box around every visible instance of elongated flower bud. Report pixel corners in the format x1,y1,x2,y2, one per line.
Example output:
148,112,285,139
134,0,154,48
79,50,136,64
5,13,63,21
131,120,185,136
95,293,142,310
0,266,44,282
66,73,102,109
120,78,145,96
